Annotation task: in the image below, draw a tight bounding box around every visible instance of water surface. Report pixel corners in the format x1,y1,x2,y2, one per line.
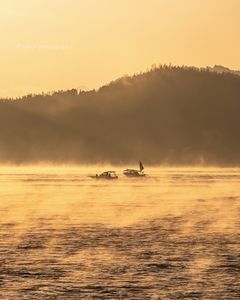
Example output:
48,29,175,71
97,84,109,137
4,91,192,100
0,167,239,299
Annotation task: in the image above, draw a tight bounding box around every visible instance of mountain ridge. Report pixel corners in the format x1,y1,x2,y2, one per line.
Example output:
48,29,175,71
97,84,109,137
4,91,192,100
0,65,240,165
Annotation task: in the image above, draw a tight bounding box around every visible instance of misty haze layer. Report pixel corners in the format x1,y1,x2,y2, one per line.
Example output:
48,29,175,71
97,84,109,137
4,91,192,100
0,66,240,165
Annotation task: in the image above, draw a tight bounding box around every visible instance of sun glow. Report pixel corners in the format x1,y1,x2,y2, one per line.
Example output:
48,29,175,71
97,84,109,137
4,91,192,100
0,0,240,97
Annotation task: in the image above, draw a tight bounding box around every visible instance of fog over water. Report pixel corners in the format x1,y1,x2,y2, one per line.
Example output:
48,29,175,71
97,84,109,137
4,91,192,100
0,166,239,299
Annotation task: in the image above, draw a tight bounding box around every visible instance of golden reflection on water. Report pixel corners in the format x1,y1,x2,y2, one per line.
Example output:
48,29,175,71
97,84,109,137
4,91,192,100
0,167,239,299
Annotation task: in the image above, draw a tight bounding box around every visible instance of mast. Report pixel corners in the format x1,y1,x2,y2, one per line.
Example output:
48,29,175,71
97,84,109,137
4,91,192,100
139,161,144,172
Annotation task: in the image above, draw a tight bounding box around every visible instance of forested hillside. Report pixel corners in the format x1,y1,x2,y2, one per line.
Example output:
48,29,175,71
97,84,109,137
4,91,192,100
1,65,240,165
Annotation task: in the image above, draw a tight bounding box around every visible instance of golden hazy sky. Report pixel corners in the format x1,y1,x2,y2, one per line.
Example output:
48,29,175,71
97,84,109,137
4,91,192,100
0,0,240,97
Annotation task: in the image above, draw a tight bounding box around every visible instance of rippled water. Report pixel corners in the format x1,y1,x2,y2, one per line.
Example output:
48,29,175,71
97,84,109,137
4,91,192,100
0,167,239,299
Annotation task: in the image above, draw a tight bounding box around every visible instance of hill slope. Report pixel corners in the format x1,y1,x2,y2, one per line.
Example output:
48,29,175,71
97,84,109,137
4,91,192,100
1,65,240,165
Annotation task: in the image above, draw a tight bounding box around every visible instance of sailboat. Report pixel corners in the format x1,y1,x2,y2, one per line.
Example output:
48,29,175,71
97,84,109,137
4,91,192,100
123,161,146,177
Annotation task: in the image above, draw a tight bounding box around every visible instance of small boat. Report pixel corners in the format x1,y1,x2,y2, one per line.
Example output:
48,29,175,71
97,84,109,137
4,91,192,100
123,161,146,177
89,171,118,180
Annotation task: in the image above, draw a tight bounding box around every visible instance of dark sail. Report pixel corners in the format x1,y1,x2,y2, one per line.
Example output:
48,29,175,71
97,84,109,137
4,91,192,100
139,161,144,172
